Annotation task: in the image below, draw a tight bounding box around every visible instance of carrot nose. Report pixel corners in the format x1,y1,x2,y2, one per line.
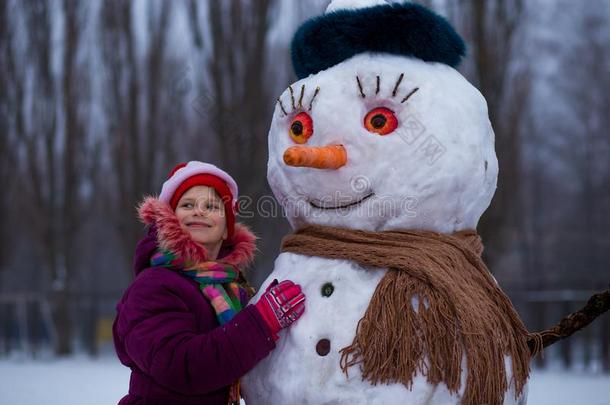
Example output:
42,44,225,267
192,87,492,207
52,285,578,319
283,144,347,169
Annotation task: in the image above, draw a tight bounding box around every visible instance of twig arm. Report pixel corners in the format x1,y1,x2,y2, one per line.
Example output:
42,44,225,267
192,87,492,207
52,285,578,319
528,288,610,353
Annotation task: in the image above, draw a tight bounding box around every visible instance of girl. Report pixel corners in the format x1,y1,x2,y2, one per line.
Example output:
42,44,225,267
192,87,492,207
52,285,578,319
113,161,306,404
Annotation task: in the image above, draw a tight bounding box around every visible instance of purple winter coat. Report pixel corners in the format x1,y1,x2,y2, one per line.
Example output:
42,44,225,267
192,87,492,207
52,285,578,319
113,197,275,404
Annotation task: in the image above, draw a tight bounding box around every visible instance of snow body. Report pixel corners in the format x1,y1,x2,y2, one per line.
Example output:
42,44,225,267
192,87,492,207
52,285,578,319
242,254,525,404
242,53,524,403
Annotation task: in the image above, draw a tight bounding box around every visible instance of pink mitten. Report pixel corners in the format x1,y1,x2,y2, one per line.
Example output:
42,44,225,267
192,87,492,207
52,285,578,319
254,279,306,340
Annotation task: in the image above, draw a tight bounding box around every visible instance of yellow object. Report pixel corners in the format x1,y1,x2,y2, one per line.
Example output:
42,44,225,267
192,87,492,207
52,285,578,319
96,317,114,344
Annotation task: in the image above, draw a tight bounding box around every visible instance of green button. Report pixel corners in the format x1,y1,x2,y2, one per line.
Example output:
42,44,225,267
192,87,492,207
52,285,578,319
321,282,334,297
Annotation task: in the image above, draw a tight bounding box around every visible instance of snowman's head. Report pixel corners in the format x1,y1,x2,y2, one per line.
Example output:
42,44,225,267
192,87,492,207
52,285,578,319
267,1,498,233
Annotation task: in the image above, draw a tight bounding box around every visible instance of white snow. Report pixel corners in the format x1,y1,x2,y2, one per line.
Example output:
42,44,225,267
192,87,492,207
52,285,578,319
325,0,389,13
527,369,610,405
0,356,608,405
243,254,528,404
0,354,130,405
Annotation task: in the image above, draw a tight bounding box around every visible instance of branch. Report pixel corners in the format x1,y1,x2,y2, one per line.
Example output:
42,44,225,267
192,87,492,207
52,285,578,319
528,287,610,354
188,0,204,48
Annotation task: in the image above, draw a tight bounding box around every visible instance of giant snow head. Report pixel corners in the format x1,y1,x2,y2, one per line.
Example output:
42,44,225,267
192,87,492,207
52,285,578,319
267,0,498,233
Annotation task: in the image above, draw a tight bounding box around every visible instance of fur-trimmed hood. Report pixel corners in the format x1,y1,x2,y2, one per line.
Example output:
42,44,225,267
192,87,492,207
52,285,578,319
136,196,257,271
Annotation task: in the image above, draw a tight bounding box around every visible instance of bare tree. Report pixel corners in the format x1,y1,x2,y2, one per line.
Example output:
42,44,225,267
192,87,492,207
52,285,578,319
58,0,94,355
189,0,284,285
10,0,61,350
99,0,176,278
205,0,275,186
0,0,15,274
143,0,173,190
7,0,93,355
445,0,529,272
100,0,141,278
546,1,610,287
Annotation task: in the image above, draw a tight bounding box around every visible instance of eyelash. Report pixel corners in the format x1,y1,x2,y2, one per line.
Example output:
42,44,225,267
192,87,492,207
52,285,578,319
355,73,419,103
277,84,321,116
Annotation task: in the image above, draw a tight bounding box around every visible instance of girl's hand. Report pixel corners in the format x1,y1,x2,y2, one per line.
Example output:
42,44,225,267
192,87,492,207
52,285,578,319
254,279,306,340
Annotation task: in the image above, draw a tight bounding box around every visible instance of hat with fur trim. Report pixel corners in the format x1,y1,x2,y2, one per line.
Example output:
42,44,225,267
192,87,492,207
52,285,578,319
159,161,239,239
291,0,466,79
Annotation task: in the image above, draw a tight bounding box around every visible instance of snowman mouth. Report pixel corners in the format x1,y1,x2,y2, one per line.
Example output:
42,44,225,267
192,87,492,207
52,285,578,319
309,192,375,210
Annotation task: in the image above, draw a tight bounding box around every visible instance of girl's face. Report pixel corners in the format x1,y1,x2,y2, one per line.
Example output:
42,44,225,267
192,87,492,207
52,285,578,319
174,186,228,257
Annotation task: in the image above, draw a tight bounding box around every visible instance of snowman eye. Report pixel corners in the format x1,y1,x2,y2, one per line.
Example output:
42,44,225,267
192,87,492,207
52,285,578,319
289,112,314,144
364,107,398,135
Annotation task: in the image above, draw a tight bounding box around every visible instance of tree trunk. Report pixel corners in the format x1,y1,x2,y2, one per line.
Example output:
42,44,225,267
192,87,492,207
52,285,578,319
52,289,72,355
454,0,526,271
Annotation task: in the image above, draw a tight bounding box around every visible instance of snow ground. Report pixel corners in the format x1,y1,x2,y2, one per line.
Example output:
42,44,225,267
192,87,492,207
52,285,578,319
0,355,609,405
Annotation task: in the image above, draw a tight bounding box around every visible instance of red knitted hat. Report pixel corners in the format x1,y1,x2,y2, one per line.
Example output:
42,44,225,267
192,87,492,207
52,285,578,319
160,162,239,240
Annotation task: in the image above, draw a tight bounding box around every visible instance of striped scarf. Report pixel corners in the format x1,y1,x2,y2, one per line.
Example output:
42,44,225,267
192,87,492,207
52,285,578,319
151,249,245,325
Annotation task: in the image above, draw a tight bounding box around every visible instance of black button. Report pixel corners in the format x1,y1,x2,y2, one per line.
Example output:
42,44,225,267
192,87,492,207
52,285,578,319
321,282,334,297
316,339,331,356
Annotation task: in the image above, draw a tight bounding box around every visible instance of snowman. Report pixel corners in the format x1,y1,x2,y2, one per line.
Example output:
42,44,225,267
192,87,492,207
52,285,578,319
242,1,534,404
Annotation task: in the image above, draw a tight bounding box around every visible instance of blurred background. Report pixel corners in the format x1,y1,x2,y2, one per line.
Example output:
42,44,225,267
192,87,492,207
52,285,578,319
0,0,609,402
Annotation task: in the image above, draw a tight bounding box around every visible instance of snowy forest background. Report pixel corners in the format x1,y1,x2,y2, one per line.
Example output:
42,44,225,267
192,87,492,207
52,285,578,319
0,0,609,376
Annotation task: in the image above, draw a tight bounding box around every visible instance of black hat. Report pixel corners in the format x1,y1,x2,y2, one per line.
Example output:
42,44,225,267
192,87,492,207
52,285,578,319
291,1,466,79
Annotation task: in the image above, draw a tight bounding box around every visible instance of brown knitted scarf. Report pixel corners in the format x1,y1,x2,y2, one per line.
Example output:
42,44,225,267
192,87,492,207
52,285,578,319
281,225,539,405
